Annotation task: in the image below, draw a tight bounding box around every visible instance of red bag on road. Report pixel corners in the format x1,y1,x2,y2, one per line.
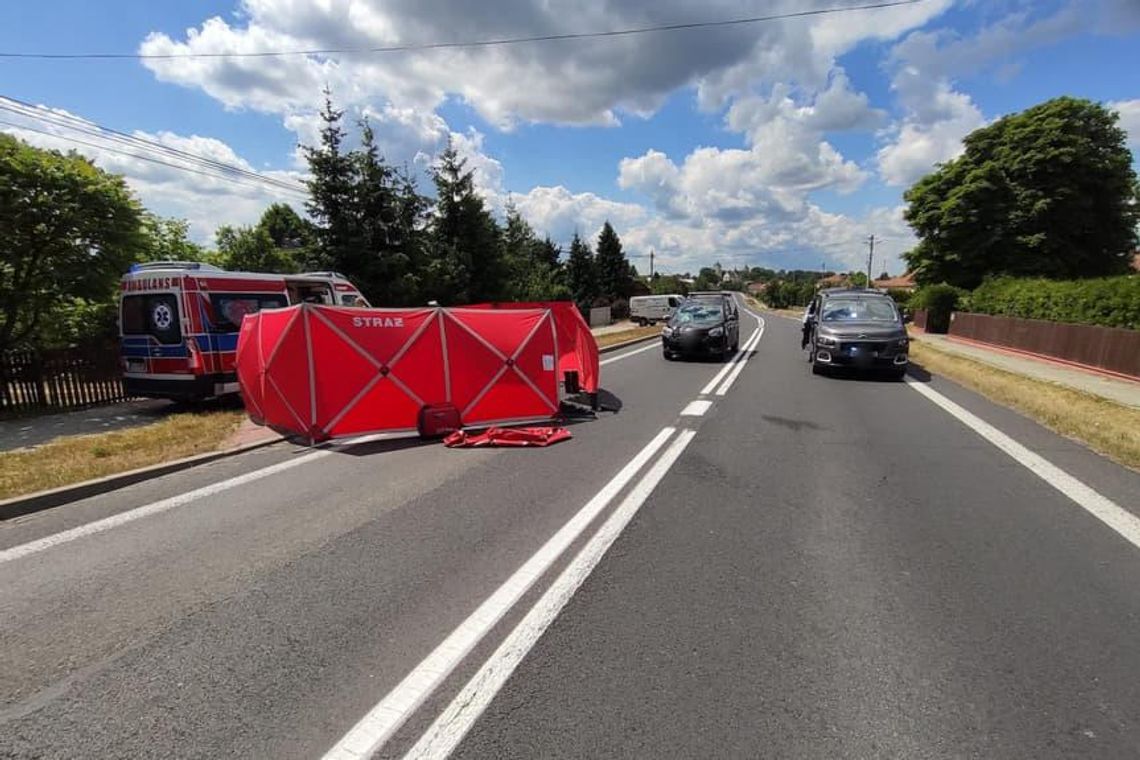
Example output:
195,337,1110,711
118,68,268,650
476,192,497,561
443,427,572,448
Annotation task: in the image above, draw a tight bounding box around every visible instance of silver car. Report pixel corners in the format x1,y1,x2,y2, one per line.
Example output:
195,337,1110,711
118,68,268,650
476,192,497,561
805,289,909,379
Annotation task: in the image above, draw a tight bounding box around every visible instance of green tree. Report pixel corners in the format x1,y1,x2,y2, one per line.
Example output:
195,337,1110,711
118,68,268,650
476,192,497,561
140,216,208,263
565,233,598,310
426,140,505,304
213,224,299,273
595,221,633,301
302,90,356,277
258,203,314,258
651,274,688,296
904,97,1139,289
0,134,146,353
535,237,561,269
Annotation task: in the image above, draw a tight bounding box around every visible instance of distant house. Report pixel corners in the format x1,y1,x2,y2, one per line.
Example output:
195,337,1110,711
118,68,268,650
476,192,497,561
872,272,918,292
817,273,850,288
1132,251,1140,272
746,282,768,295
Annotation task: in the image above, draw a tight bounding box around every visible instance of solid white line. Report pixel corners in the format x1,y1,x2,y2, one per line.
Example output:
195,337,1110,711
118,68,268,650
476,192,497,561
681,399,713,417
321,427,678,760
715,317,766,396
0,448,331,565
403,430,698,760
599,340,659,366
907,380,1140,550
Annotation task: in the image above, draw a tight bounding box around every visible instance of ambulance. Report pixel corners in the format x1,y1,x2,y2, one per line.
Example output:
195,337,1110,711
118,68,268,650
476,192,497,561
119,262,369,401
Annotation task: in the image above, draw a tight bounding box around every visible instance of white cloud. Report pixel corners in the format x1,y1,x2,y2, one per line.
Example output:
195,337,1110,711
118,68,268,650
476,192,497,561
876,0,1135,187
0,105,308,243
138,0,945,129
876,77,985,186
1110,99,1140,150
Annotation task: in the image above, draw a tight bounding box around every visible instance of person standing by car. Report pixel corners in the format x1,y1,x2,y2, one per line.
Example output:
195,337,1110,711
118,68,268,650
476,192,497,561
801,298,818,349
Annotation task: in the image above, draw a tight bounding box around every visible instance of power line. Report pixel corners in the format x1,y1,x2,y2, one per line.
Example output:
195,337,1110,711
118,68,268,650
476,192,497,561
0,1,923,60
0,119,310,201
0,96,308,196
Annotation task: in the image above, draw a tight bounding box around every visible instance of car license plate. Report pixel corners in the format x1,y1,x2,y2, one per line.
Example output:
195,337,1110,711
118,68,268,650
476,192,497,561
127,360,146,373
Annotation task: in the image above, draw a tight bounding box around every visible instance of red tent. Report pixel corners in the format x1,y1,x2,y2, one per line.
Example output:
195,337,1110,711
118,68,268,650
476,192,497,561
468,301,599,394
237,304,579,441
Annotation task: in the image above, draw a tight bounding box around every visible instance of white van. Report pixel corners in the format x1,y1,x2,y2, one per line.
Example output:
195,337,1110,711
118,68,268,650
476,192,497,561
630,294,683,326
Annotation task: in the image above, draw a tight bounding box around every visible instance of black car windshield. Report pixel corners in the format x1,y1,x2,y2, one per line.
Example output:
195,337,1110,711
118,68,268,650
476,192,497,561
672,304,723,325
821,298,898,322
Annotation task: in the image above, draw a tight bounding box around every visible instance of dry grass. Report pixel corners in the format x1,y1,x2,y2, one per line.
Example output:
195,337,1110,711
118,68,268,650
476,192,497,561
0,410,244,500
909,341,1140,471
596,326,661,348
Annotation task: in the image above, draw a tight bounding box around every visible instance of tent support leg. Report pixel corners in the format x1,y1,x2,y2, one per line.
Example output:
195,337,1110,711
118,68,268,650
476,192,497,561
589,392,599,411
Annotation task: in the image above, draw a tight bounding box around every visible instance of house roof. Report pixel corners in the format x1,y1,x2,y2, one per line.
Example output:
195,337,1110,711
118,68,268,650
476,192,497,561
818,274,850,287
872,272,917,289
746,282,768,294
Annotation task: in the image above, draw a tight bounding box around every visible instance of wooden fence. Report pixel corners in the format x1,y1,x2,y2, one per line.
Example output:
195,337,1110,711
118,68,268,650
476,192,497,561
1,341,130,416
948,312,1140,379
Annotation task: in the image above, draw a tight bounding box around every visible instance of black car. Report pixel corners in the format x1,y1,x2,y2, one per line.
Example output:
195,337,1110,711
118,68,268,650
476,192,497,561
662,299,740,360
806,289,909,379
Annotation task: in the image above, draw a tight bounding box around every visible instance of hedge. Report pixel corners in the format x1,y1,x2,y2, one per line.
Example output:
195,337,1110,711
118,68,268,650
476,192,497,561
967,276,1140,331
912,283,967,334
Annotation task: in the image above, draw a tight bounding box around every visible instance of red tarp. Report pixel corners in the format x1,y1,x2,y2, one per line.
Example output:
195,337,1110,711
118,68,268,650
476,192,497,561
443,427,572,448
469,301,599,394
237,303,595,441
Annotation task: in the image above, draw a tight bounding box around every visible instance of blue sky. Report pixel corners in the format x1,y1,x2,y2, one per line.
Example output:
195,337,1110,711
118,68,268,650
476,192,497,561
2,0,1137,275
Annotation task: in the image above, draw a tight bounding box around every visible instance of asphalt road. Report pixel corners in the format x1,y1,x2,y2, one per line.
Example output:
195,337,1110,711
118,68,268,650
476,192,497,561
2,300,1138,759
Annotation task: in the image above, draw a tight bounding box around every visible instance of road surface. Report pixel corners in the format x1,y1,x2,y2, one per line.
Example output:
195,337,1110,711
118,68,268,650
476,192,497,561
2,300,1138,759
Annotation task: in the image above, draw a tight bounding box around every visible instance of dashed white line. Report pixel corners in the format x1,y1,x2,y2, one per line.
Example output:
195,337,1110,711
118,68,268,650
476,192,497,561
907,379,1140,550
321,427,678,760
681,400,713,417
403,430,698,760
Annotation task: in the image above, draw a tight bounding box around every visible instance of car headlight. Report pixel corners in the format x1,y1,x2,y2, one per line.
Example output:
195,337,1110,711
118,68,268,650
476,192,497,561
816,334,838,347
894,337,909,349
708,326,724,338
662,326,674,337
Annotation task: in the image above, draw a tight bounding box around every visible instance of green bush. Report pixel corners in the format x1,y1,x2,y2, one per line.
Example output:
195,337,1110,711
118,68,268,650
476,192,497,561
913,283,966,333
968,276,1140,330
884,288,913,315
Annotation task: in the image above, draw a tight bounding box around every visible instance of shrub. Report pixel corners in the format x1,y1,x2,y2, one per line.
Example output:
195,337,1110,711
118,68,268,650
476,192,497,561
967,276,1140,330
610,298,630,321
913,283,966,333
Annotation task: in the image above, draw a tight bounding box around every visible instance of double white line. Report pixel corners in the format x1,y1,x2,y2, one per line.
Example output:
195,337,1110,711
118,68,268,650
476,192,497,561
323,427,697,760
700,314,766,398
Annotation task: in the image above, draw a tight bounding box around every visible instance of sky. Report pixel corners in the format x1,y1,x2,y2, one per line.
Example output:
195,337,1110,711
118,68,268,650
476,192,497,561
1,0,1138,276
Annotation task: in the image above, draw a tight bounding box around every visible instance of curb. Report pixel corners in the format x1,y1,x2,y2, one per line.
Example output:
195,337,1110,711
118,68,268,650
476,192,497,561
597,333,660,354
0,434,285,522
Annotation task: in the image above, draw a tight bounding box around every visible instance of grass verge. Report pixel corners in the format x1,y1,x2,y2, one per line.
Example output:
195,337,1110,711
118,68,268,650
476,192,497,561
0,410,244,501
596,326,660,348
909,341,1140,471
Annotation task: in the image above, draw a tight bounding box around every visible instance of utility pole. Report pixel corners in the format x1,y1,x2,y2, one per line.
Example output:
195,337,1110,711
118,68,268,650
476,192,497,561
649,250,655,279
866,234,875,288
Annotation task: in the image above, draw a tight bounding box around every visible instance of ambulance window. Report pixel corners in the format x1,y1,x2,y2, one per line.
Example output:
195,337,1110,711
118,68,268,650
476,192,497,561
121,296,147,334
340,294,369,307
209,294,288,332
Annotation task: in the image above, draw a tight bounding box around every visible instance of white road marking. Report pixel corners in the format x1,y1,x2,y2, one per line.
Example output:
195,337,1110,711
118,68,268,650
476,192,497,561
321,427,678,760
404,430,698,760
907,380,1140,550
0,448,332,565
715,318,766,396
681,400,713,417
599,341,659,366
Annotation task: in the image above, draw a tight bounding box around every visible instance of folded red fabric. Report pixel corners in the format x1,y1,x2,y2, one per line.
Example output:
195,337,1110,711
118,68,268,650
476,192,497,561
443,427,572,448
